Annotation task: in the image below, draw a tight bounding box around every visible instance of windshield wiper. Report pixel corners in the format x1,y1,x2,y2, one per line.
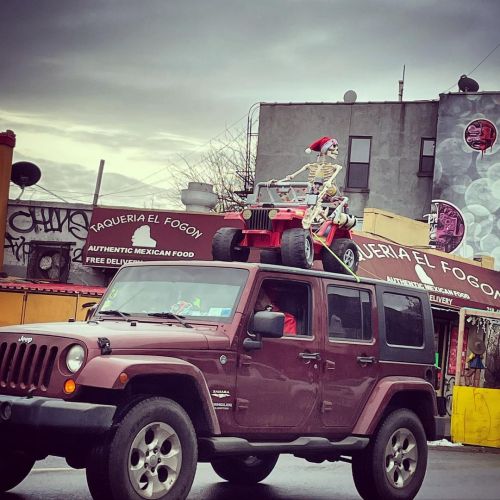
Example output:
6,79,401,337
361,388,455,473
98,309,130,319
147,312,192,328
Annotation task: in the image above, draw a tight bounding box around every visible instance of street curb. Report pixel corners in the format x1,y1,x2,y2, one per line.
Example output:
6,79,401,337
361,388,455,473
429,444,500,454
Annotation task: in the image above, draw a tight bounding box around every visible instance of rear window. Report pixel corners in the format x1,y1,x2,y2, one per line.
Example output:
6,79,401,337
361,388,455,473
383,293,424,347
327,286,372,341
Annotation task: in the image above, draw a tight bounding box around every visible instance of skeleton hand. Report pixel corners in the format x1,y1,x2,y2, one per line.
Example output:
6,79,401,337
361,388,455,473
267,179,278,186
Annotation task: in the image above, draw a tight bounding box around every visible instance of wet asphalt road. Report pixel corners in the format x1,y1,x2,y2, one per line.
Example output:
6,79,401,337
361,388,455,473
1,449,499,500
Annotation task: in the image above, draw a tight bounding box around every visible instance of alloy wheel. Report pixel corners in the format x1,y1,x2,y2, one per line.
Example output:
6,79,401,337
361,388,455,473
384,427,418,489
128,421,182,499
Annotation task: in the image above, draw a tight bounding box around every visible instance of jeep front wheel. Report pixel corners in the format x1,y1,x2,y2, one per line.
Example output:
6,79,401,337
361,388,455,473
86,397,197,500
352,409,427,500
212,227,250,262
281,228,314,269
0,451,35,492
211,454,279,485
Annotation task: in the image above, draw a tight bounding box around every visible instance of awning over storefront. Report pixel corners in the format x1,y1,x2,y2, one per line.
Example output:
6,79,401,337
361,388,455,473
353,233,499,312
0,281,106,296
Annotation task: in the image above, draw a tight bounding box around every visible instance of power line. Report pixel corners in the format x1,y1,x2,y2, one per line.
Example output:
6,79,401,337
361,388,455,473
442,41,500,93
33,184,70,203
468,41,500,75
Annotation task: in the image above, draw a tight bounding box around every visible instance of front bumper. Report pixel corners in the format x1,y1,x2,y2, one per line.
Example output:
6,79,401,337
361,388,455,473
0,395,116,434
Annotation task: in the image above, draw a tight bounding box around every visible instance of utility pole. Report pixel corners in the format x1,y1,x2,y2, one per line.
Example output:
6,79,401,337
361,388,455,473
93,159,105,206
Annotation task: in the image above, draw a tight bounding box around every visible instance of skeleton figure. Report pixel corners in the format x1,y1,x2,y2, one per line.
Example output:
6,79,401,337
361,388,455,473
272,136,342,199
269,136,347,228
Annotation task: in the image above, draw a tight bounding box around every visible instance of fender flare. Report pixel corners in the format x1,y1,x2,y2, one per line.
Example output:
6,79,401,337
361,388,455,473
353,376,437,436
77,355,220,434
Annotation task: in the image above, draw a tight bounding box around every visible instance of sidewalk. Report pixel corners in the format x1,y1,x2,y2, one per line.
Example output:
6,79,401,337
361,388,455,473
428,439,500,454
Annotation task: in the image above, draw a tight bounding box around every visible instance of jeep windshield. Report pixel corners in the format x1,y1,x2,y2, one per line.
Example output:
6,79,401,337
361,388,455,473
96,265,248,323
254,182,309,205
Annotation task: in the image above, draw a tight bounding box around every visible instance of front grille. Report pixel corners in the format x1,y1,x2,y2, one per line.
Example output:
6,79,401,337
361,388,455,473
0,341,58,391
247,209,273,231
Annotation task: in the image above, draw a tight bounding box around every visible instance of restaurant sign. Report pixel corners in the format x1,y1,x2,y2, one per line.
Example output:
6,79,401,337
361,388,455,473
354,234,499,312
83,207,499,312
83,207,234,268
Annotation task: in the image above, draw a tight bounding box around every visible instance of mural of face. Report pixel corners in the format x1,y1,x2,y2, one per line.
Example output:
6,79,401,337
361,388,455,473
429,200,466,254
464,119,497,152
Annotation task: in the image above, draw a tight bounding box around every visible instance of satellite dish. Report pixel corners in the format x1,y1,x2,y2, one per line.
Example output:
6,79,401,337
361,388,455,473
458,75,479,92
11,161,42,188
343,90,357,103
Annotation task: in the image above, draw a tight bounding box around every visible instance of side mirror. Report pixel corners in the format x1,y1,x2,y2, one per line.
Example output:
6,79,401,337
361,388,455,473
252,311,284,338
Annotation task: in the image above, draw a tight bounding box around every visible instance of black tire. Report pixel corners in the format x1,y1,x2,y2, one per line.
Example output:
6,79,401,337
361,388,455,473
86,397,197,500
211,454,279,485
352,409,428,500
86,441,113,500
0,451,35,492
281,228,314,269
260,249,282,265
322,237,359,274
212,227,250,262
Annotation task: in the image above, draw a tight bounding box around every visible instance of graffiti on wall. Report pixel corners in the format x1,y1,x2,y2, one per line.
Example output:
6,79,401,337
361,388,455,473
433,93,500,269
4,205,90,264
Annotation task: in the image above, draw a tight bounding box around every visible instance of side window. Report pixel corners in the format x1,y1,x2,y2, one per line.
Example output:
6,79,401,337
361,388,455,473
347,136,371,189
383,293,424,347
254,279,310,336
327,286,372,341
418,138,435,176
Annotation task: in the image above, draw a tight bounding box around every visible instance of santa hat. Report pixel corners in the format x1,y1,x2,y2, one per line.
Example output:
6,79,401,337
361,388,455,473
305,136,338,154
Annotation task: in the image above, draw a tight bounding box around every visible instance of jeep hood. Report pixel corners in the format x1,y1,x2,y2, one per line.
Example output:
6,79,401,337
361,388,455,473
0,320,230,350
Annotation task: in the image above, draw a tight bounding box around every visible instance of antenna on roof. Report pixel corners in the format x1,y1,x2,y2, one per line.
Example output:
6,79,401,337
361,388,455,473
398,65,405,101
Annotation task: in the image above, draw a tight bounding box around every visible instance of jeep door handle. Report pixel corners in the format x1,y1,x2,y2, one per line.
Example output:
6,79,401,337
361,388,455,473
299,352,321,361
357,355,375,365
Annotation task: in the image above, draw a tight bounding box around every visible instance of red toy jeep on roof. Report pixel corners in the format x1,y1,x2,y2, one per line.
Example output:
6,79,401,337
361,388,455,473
212,180,359,274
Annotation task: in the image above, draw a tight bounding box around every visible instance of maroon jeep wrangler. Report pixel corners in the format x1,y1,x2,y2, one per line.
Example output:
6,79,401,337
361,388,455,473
0,261,445,500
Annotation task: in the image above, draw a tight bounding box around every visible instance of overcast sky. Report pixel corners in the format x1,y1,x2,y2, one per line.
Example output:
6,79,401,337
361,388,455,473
1,0,499,208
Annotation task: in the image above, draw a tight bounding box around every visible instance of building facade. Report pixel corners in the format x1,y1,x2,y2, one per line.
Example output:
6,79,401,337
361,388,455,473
3,200,105,286
254,92,500,269
255,100,438,220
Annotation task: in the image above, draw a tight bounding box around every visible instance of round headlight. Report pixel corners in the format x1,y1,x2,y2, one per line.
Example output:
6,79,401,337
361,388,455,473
242,209,252,220
66,345,85,373
268,209,278,219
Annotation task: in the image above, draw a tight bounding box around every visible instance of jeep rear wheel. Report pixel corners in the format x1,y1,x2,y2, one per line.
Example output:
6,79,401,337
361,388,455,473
322,238,359,274
86,397,197,500
352,409,427,500
0,451,35,492
211,454,279,485
281,228,314,269
212,227,250,262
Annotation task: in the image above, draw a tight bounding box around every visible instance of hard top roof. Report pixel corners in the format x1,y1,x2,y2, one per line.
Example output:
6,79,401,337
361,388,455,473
119,260,430,296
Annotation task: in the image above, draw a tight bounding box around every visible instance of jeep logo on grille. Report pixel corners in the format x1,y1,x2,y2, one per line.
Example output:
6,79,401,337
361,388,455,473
18,335,33,344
